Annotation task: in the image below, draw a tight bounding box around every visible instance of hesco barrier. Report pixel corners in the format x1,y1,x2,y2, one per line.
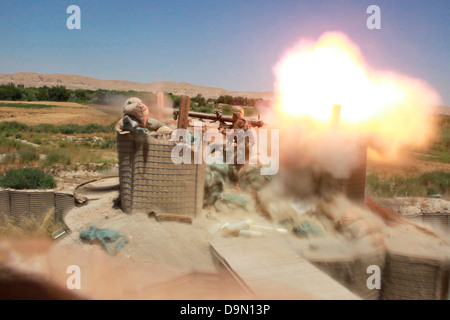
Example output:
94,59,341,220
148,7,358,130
0,190,10,223
408,214,450,234
304,249,385,300
304,246,449,300
381,251,449,300
117,130,205,216
0,189,75,227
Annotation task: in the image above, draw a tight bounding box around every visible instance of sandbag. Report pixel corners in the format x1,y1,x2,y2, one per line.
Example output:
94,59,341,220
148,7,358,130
122,97,149,127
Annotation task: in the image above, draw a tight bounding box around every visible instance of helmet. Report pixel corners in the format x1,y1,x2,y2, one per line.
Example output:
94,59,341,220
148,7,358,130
123,97,143,111
231,106,244,117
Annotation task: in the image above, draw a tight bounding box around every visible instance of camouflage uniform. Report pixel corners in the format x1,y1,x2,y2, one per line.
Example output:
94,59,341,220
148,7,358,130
223,106,254,184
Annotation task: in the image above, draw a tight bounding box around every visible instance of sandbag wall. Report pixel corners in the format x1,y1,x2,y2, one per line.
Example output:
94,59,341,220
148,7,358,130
0,189,75,227
117,131,205,216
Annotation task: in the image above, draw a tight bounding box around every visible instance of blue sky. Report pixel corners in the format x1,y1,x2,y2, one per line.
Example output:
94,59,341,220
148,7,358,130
0,0,448,105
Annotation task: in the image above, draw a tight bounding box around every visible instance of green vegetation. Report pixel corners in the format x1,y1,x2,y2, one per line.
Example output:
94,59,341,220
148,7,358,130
44,151,71,166
0,208,66,239
0,83,270,112
0,83,86,102
221,104,258,117
0,135,23,153
415,115,450,163
0,102,58,109
0,120,117,172
1,153,16,164
0,168,56,189
0,83,155,105
429,115,450,163
0,121,115,135
171,93,267,115
183,102,258,117
366,171,450,197
18,148,39,163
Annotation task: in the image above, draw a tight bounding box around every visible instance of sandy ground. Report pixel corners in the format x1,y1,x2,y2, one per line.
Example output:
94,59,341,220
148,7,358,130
42,184,290,299
61,189,218,274
0,183,272,299
1,182,449,299
61,182,292,272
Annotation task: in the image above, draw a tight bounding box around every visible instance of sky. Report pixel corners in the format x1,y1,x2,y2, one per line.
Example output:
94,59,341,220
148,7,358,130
0,0,448,105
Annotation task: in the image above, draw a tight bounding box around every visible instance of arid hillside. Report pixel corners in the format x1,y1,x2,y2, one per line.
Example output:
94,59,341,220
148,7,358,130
0,73,274,100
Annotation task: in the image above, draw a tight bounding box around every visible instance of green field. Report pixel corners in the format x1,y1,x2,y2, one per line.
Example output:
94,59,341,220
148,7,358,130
424,115,450,163
0,102,59,109
0,120,117,174
366,171,449,197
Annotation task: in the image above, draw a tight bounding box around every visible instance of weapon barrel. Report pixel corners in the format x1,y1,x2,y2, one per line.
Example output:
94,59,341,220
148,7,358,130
173,110,264,128
247,119,264,128
187,111,233,122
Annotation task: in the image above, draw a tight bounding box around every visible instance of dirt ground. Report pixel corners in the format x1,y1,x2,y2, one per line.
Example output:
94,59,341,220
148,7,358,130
0,181,269,299
61,189,218,274
1,179,449,299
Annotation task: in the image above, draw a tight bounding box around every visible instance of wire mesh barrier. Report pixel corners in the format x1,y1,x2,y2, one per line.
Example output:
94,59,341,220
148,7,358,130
305,249,385,300
54,192,76,222
304,245,449,300
0,189,75,228
408,214,450,234
9,191,30,226
381,251,449,300
0,190,10,224
117,130,205,216
30,191,55,222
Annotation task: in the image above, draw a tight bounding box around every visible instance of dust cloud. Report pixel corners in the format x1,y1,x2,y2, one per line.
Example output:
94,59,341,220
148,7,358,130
264,31,442,179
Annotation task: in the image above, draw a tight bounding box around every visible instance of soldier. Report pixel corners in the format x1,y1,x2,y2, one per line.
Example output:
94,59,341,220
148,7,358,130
219,106,255,187
120,97,166,132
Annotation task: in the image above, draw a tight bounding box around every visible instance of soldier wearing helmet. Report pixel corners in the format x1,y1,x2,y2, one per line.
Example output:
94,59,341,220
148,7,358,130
231,106,247,130
120,97,166,132
219,106,249,134
219,106,255,188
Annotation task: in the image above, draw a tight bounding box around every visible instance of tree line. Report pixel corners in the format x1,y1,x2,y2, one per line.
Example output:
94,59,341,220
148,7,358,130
0,83,269,112
0,83,152,104
189,93,266,108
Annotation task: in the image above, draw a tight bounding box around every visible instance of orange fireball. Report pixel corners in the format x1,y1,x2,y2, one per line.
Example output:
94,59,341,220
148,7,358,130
273,31,441,154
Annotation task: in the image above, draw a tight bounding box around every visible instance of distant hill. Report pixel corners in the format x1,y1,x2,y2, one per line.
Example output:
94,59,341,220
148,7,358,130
0,72,274,100
436,106,450,116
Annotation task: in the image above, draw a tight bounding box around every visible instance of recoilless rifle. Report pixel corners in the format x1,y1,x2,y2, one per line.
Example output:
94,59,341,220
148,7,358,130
173,107,264,130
